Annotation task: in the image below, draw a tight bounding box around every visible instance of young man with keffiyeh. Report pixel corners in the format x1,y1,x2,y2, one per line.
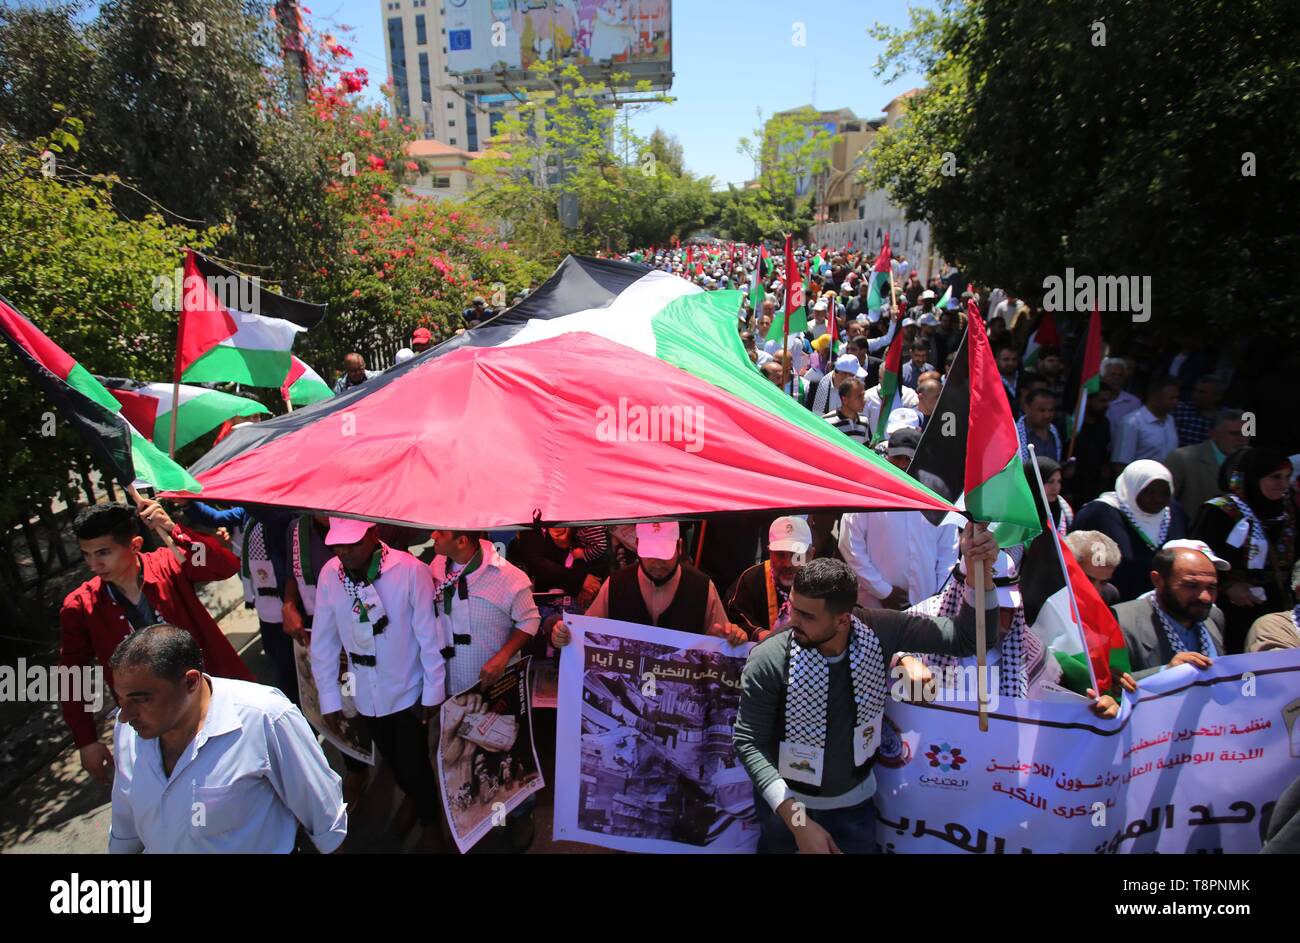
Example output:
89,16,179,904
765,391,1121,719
1112,541,1227,679
732,524,999,854
310,517,448,852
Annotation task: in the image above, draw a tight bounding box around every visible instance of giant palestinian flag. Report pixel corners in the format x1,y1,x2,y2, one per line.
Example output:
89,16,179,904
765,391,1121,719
177,250,326,387
906,318,1041,547
0,297,200,492
176,256,954,529
99,378,269,450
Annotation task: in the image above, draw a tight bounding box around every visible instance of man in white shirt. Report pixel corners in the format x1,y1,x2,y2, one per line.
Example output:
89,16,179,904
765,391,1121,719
310,518,447,849
1112,375,1181,465
109,624,346,853
839,429,960,608
1101,357,1143,437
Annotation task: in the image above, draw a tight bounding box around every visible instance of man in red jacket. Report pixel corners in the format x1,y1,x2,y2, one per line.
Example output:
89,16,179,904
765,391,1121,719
60,498,254,784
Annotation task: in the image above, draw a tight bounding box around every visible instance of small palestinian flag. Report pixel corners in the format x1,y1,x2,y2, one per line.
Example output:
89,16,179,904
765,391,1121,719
866,234,892,316
1021,519,1131,697
99,377,269,450
0,296,200,492
177,250,325,388
748,250,765,320
872,321,905,446
905,320,1042,547
771,235,808,337
1022,310,1060,370
1066,306,1103,439
761,244,774,276
281,355,334,408
935,284,954,310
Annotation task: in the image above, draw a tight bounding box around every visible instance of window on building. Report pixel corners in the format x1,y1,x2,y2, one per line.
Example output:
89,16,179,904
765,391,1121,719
433,176,451,189
466,99,478,151
449,138,457,145
447,100,454,108
387,17,409,117
416,14,426,45
419,52,432,110
448,119,455,127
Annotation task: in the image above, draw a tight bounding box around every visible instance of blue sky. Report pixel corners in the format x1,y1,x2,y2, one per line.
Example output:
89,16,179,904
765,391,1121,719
321,0,929,188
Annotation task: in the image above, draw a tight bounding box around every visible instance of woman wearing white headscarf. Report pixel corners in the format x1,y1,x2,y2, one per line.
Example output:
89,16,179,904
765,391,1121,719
1071,459,1188,602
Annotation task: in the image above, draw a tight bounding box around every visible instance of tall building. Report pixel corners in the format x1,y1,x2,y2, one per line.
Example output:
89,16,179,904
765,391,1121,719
379,0,498,151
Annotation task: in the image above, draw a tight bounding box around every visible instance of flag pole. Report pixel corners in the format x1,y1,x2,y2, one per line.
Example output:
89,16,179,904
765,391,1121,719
973,540,989,732
1027,444,1101,697
127,485,184,563
169,249,190,459
1064,382,1085,462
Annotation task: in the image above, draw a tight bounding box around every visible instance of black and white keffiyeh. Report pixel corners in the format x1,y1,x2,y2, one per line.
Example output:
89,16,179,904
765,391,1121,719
1143,590,1215,656
1017,415,1061,462
907,577,1034,699
784,615,887,750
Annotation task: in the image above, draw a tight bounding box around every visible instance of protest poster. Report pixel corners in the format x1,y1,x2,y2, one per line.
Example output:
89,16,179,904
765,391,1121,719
292,639,374,765
873,650,1300,853
553,615,759,853
435,656,545,853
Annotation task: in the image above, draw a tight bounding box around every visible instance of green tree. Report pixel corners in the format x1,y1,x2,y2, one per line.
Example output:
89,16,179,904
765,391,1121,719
737,106,837,237
862,0,1300,341
0,120,211,520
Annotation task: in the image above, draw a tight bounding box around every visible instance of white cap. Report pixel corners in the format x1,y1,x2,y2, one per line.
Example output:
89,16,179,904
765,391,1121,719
1161,539,1230,571
960,551,1022,608
768,516,812,554
325,517,374,546
635,521,680,561
813,298,828,312
920,289,936,300
394,347,415,364
834,353,860,374
886,407,923,436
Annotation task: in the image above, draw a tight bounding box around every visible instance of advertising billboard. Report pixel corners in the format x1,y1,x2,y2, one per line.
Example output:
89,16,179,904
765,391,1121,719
446,0,672,93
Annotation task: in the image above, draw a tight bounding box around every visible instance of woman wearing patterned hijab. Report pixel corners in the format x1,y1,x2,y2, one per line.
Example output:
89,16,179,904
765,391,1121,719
1192,447,1296,653
1071,459,1189,603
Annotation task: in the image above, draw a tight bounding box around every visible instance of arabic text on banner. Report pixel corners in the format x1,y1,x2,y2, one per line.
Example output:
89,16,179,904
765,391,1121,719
873,650,1300,853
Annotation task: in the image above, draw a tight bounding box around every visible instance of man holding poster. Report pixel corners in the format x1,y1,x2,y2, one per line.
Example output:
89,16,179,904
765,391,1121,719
732,524,1000,854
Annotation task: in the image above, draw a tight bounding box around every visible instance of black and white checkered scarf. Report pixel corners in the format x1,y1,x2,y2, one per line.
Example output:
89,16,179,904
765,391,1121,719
784,614,887,750
1143,590,1215,656
908,576,1033,699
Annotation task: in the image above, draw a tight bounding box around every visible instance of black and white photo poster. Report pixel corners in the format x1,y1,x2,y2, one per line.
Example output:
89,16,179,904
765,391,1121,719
553,615,759,853
435,656,545,853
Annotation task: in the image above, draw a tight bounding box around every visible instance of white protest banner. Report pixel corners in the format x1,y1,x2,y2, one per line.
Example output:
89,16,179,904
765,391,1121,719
874,650,1300,853
435,657,545,853
553,615,759,853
